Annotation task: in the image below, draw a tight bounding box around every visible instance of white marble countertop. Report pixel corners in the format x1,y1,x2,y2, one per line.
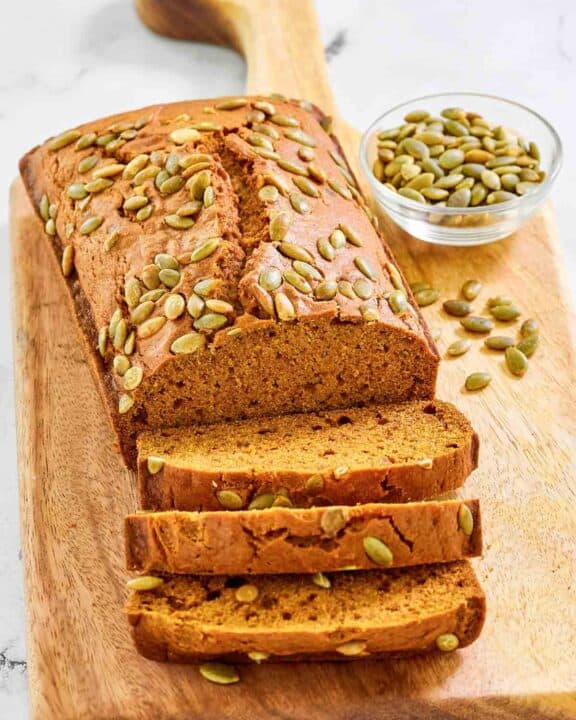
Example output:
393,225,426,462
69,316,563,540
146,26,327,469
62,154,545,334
1,0,574,715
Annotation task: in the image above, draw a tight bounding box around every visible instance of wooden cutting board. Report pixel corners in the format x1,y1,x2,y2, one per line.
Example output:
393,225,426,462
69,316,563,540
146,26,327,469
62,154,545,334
11,0,576,717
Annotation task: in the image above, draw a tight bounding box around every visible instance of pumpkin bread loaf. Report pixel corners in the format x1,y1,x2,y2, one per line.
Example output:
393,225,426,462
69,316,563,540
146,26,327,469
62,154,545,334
125,499,481,575
19,97,438,468
126,560,486,663
138,400,478,510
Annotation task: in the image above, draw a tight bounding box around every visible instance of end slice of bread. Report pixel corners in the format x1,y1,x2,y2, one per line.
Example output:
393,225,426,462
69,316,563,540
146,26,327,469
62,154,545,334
125,500,482,575
126,561,486,663
137,400,479,511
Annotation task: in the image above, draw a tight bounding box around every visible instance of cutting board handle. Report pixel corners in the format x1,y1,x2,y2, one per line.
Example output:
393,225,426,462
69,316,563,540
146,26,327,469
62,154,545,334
134,0,337,114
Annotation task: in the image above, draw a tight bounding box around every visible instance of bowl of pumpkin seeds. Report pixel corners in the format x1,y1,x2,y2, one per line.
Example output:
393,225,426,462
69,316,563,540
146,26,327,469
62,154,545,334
360,93,562,245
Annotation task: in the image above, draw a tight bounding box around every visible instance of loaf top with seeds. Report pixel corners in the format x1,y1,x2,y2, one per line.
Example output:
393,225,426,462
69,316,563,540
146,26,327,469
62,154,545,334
20,96,438,467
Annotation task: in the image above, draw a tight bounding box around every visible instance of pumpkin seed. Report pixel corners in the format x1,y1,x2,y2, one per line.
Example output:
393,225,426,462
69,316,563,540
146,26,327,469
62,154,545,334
505,346,528,376
410,281,431,293
338,280,356,300
460,316,494,333
305,474,325,494
404,109,430,123
259,267,282,291
258,185,279,203
164,214,195,230
61,245,74,277
190,237,221,262
404,138,429,160
327,178,352,200
447,187,471,207
186,294,205,320
465,372,491,391
353,278,373,300
487,295,513,308
248,133,274,151
283,269,311,294
414,288,439,307
217,489,243,510
248,493,275,510
274,293,295,321
79,216,103,235
298,146,315,161
353,257,376,283
434,174,462,189
170,332,206,354
307,162,327,183
124,330,136,356
421,187,449,201
447,339,472,356
138,316,166,339
124,195,149,211
460,279,482,301
141,265,160,290
95,133,116,147
164,294,186,319
75,132,97,150
436,633,459,652
292,176,320,198
147,456,165,474
278,242,313,263
253,100,275,115
177,200,203,217
439,148,465,170
320,507,346,536
314,280,338,301
205,299,234,314
329,229,346,250
359,303,380,322
158,268,180,288
49,129,81,151
520,318,539,337
126,575,164,592
276,158,308,176
85,178,113,193
293,260,322,282
317,237,335,261
118,393,135,414
398,187,425,203
457,504,474,536
480,169,501,191
131,299,156,325
269,211,292,242
289,192,311,214
338,224,363,247
271,114,299,127
235,584,258,603
199,663,240,685
388,289,408,315
140,289,165,304
67,183,88,200
363,536,394,567
194,313,228,331
516,334,539,358
490,304,521,321
485,336,515,351
336,641,367,657
113,355,130,376
283,128,317,147
312,572,331,589
97,327,108,357
443,299,472,317
123,366,143,391
187,170,211,200
486,189,517,204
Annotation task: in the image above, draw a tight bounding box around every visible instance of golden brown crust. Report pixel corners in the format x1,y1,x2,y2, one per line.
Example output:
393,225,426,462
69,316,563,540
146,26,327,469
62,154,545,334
125,561,486,662
137,400,478,510
125,500,481,575
19,96,438,468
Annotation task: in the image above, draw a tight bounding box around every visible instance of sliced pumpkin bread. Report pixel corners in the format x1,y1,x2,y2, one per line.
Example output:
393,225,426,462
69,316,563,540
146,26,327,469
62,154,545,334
126,560,486,663
125,500,481,575
137,400,478,511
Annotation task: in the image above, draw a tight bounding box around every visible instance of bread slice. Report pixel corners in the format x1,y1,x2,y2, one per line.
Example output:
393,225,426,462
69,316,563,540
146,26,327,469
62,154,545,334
126,561,485,662
125,499,481,575
137,400,478,510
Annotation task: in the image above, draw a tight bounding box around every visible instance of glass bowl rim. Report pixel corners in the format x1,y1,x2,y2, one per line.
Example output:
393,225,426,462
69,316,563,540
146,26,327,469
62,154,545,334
359,91,563,216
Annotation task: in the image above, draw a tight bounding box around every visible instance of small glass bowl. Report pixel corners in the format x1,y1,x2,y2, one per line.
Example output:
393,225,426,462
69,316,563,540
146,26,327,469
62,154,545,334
359,92,562,246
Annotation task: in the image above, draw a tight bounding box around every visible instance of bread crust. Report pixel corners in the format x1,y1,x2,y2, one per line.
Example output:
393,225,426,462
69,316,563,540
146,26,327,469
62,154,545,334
125,500,482,575
19,96,438,469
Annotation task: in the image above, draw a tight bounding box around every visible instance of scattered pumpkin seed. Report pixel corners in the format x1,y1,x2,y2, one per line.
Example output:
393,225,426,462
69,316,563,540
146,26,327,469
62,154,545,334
248,493,275,510
485,336,515,350
461,279,482,301
147,456,165,474
414,288,440,307
460,316,494,333
335,641,367,657
274,292,295,321
79,216,103,235
199,663,239,685
465,372,491,391
320,507,347,536
312,572,331,589
447,339,472,356
235,584,258,602
516,334,539,358
505,346,528,376
490,304,521,321
443,299,472,317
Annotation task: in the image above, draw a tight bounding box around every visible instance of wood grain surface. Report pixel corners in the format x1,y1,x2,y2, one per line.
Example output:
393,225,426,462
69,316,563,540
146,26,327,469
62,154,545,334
12,0,576,717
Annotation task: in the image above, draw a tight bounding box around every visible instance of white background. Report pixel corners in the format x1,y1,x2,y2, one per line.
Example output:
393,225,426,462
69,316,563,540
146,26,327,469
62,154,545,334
0,0,574,714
